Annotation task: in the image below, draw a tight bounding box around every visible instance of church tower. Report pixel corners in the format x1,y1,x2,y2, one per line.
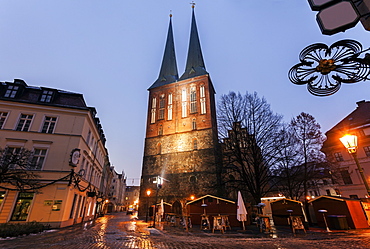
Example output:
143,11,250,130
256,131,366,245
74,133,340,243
139,6,222,216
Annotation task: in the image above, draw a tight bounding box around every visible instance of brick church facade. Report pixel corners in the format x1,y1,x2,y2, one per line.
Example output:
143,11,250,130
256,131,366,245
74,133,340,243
139,7,223,216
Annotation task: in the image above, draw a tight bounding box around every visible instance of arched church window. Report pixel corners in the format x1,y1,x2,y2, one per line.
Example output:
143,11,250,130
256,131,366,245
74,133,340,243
182,89,187,118
193,138,198,150
157,143,161,155
200,85,206,114
189,175,197,183
190,87,197,113
151,97,157,123
159,94,165,120
167,93,173,120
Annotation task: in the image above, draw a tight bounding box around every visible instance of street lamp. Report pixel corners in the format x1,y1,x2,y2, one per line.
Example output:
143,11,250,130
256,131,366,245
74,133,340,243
145,189,151,222
340,134,370,196
152,176,163,228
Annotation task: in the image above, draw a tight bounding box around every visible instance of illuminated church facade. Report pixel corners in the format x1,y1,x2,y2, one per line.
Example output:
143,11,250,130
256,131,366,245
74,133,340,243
139,6,223,216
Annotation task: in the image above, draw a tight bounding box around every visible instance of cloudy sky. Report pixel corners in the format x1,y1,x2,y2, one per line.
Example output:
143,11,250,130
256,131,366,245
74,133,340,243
1,1,369,185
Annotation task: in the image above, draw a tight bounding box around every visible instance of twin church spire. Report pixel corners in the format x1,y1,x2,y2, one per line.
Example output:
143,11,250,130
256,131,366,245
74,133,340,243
149,6,207,89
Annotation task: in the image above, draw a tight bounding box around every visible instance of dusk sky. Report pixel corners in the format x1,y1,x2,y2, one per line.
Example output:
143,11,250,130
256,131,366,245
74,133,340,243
1,1,369,185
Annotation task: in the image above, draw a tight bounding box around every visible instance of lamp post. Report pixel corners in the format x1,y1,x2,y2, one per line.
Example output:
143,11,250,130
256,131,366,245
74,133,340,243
145,189,151,222
340,134,370,197
150,176,163,228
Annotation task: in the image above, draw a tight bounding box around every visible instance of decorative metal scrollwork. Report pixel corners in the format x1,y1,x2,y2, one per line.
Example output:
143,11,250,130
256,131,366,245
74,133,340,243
289,39,370,96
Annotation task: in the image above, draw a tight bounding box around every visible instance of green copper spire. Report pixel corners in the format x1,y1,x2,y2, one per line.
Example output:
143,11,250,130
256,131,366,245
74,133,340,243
180,5,208,80
149,14,179,89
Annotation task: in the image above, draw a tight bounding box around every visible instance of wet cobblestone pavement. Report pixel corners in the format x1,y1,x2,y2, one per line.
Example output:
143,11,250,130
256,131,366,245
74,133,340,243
0,213,370,248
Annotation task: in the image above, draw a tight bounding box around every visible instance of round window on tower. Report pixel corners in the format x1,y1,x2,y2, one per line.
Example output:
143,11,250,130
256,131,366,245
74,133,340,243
189,175,197,183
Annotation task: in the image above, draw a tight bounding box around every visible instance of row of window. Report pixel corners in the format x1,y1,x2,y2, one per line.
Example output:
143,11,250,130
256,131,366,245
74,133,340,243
3,84,54,103
0,112,57,133
157,119,198,136
79,156,102,187
69,193,95,219
334,146,370,162
150,86,207,124
156,139,198,154
0,191,96,222
5,147,47,170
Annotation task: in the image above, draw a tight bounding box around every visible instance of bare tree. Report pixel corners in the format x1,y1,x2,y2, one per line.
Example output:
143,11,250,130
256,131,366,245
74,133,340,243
218,91,284,206
290,112,324,223
290,112,324,200
272,124,304,200
0,147,41,191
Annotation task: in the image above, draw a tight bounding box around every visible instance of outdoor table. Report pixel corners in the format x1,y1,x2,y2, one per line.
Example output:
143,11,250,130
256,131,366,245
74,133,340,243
166,213,177,226
181,215,192,231
200,214,210,230
257,215,272,233
219,215,231,230
212,215,228,233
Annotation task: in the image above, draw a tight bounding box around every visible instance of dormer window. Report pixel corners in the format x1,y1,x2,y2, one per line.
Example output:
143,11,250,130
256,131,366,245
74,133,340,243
4,85,19,98
40,90,54,103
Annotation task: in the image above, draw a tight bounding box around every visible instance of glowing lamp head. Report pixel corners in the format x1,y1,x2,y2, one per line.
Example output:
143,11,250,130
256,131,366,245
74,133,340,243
190,195,195,200
340,134,358,154
146,190,151,196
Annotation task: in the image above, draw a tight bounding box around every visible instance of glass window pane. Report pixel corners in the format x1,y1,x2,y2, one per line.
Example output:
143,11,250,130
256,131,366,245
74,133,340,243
11,193,34,221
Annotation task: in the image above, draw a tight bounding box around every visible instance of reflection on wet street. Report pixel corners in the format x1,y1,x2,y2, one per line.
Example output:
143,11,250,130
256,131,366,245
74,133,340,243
1,213,370,249
0,213,155,249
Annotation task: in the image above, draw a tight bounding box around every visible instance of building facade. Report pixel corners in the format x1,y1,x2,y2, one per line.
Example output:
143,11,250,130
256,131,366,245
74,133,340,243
321,100,370,199
139,7,222,216
124,186,140,212
0,79,111,227
108,168,126,212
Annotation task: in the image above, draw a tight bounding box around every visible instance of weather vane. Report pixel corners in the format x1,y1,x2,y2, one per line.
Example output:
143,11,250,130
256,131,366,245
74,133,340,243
190,1,196,8
288,39,370,96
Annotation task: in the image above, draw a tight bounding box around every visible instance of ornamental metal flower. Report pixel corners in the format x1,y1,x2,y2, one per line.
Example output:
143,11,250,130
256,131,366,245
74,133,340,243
289,39,370,96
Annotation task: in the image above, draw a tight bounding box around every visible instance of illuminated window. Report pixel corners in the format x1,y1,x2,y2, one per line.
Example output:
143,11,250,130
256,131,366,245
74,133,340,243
16,114,33,131
41,116,57,133
0,112,8,129
200,85,206,114
151,97,156,123
182,89,187,118
190,87,197,113
168,93,173,120
40,90,54,102
11,192,34,221
159,95,165,120
4,85,19,98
